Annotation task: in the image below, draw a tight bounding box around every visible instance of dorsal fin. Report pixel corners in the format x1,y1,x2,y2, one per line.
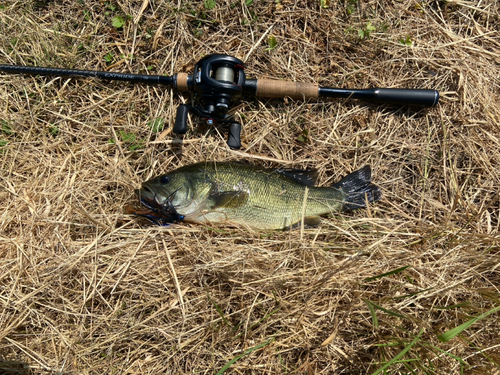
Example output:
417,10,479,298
276,168,318,186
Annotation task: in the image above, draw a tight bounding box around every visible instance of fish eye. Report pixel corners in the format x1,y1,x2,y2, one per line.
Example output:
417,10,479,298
160,176,169,184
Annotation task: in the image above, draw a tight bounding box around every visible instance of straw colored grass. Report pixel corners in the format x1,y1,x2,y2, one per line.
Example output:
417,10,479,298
1,0,499,373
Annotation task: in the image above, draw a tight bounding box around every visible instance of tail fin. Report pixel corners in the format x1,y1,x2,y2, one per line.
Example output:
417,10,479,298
333,166,382,211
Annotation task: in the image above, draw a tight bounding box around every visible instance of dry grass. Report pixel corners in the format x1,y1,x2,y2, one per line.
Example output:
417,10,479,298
1,0,500,374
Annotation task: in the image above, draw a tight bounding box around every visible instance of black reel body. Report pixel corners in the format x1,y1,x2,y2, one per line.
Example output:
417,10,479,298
173,54,246,149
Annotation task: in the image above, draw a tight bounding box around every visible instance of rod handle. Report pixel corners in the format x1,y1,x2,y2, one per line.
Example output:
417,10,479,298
255,79,319,99
371,88,439,107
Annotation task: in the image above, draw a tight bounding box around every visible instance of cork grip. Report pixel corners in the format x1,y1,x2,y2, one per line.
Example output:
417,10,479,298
175,73,189,91
256,79,319,99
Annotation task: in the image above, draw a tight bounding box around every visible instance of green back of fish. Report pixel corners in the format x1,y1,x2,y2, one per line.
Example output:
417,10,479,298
178,162,345,230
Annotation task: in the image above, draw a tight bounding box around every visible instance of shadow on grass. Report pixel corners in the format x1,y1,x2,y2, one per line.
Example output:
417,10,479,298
0,359,30,375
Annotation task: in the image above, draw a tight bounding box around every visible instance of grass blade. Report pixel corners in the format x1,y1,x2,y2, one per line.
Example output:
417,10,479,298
363,298,379,329
425,343,467,365
438,304,500,342
364,266,411,282
371,328,424,375
369,300,408,319
432,302,470,310
216,337,274,375
207,293,231,327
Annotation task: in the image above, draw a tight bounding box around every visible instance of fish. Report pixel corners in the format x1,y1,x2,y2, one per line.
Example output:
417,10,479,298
134,161,381,230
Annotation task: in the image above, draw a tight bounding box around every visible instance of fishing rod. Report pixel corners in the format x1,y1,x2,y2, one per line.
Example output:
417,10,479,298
0,54,439,149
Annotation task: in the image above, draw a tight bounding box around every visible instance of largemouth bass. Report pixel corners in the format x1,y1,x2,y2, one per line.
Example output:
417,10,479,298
134,162,381,230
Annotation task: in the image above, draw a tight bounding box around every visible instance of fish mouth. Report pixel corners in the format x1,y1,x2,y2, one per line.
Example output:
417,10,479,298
133,185,184,226
135,184,156,202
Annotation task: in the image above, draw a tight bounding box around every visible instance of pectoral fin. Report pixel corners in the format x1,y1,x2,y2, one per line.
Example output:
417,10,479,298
208,191,249,209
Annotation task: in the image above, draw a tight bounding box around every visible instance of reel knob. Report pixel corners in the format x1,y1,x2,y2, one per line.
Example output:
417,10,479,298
227,122,241,149
173,104,189,134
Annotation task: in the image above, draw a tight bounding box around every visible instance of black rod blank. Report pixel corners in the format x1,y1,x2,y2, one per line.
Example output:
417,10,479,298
0,64,175,86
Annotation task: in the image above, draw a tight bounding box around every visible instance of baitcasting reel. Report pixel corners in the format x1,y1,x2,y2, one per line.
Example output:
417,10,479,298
172,54,246,149
0,54,439,149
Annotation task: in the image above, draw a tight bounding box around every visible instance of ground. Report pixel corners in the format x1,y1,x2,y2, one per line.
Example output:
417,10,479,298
0,0,499,374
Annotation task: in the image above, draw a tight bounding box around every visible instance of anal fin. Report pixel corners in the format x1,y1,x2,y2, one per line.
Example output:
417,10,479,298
286,216,321,230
